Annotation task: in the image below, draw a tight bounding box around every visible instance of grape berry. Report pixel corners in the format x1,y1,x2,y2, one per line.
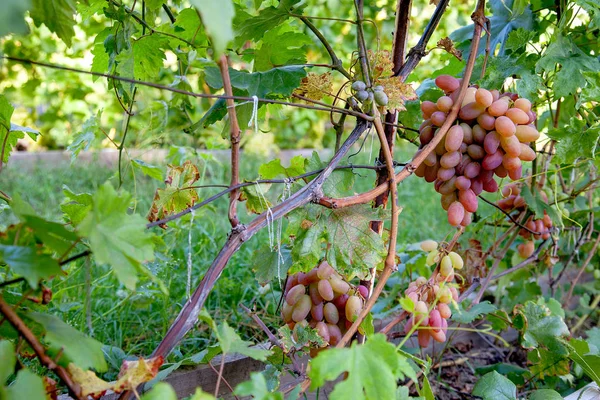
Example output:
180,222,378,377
416,75,539,227
282,261,366,346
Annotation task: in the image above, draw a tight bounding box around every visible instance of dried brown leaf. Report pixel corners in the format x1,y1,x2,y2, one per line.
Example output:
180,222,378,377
376,76,417,113
437,37,462,61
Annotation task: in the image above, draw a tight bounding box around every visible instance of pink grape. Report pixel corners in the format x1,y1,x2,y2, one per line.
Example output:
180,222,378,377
515,125,540,142
435,75,460,92
502,155,522,171
484,131,501,154
282,302,293,322
506,108,529,124
420,125,434,145
317,262,335,279
519,144,536,161
471,179,483,195
437,96,453,112
429,309,443,332
285,274,298,293
439,177,458,195
459,102,486,120
455,176,471,191
508,165,523,180
431,111,447,126
317,279,334,301
479,168,494,183
458,189,478,212
482,151,504,170
477,112,495,130
445,125,464,152
431,329,447,343
437,167,456,181
440,151,461,169
345,295,363,322
467,144,485,160
357,285,369,299
418,329,431,347
286,284,306,306
424,151,438,167
421,101,438,118
327,324,342,345
441,192,457,211
309,283,324,305
424,164,439,183
488,98,510,116
448,201,465,227
461,211,473,226
495,116,516,137
323,302,340,324
495,164,508,178
461,123,473,144
292,295,312,322
514,98,531,113
483,178,498,193
315,321,330,342
464,161,481,179
329,276,350,294
438,303,452,319
475,88,494,107
501,135,521,157
311,302,324,321
332,294,349,310
472,125,486,143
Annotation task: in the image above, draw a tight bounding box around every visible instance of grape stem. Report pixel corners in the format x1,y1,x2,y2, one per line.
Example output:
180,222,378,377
479,196,554,236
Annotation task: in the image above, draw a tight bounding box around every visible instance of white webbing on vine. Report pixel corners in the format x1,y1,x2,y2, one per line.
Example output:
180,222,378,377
248,95,259,135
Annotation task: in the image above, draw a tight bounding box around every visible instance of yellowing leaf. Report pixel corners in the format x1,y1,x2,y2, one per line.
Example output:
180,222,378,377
68,356,164,399
376,76,417,113
148,161,200,227
68,364,113,399
294,72,333,101
437,37,462,60
113,357,164,393
367,50,393,80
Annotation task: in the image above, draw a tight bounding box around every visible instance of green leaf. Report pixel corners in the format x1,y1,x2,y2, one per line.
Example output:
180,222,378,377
309,334,414,400
536,34,600,97
359,312,374,337
585,327,600,351
527,348,569,378
578,72,600,108
306,151,355,197
116,35,168,81
20,214,79,255
79,183,156,291
252,245,292,286
240,183,272,214
0,0,31,37
546,118,600,164
170,8,208,47
140,382,178,400
254,25,312,71
488,310,511,331
259,156,306,179
191,0,234,56
61,186,93,226
519,185,560,221
68,111,103,162
0,95,14,131
517,301,570,354
205,65,306,98
235,372,283,400
278,325,325,352
132,159,163,181
30,0,76,47
0,340,16,384
575,0,600,29
28,312,107,372
505,28,536,53
528,389,563,400
472,371,517,400
188,387,217,400
76,0,105,21
0,96,38,165
216,322,271,361
566,338,600,386
235,0,304,43
4,369,46,400
0,245,62,288
450,301,497,324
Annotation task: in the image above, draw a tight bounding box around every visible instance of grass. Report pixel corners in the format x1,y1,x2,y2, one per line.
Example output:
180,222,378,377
0,140,446,368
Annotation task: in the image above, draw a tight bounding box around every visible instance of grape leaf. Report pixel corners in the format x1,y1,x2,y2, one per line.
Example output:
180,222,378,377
278,325,325,352
451,0,533,57
259,155,306,179
67,364,113,398
309,334,415,400
575,0,600,29
529,390,563,400
254,26,312,72
586,327,600,351
0,340,16,384
546,117,600,164
68,111,103,162
188,387,217,400
204,65,306,98
169,8,208,47
0,245,62,288
235,372,283,400
90,28,111,81
473,371,516,400
19,215,79,255
294,72,333,101
240,183,273,215
527,348,569,378
450,301,497,324
27,312,107,372
0,0,31,37
61,186,93,226
116,35,168,81
519,185,560,222
566,339,600,385
4,369,46,400
132,159,163,181
79,183,156,290
252,245,292,286
235,0,304,43
578,72,600,108
305,151,355,198
216,322,271,361
30,0,76,47
76,0,105,21
140,382,178,400
190,0,234,56
536,34,600,98
515,301,569,354
504,28,536,53
147,161,200,227
0,95,39,165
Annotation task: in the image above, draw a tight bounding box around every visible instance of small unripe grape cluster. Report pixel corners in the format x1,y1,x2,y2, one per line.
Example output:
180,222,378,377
403,240,462,347
497,183,553,258
415,75,539,227
281,261,367,346
351,80,389,107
